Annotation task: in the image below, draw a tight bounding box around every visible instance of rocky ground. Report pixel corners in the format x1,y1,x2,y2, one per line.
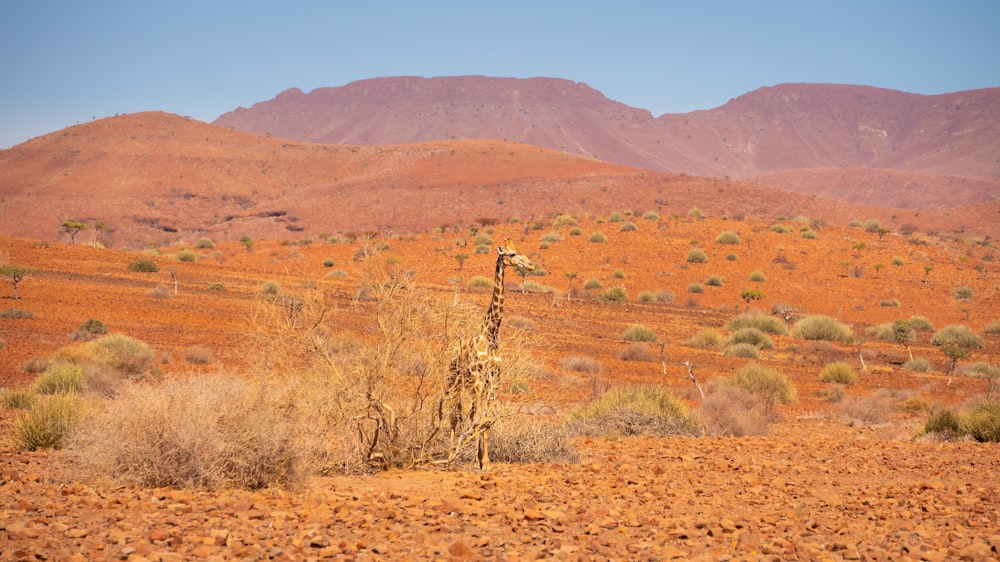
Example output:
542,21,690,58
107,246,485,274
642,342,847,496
2,416,998,561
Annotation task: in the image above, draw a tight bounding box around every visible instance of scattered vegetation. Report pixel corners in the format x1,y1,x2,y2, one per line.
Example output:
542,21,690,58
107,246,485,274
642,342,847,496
127,259,159,273
728,364,796,409
923,399,1000,442
819,362,858,384
686,249,708,263
715,231,741,244
726,312,788,335
597,286,627,303
559,355,602,374
622,324,658,342
568,386,701,438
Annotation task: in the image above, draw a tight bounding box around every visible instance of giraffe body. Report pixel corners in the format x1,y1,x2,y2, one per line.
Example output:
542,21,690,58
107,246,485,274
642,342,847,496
446,239,534,470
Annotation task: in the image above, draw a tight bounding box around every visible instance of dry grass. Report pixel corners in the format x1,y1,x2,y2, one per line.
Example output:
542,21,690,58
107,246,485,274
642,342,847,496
696,384,770,436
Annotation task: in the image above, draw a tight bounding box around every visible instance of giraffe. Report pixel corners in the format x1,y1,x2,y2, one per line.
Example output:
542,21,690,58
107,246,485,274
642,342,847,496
445,238,534,470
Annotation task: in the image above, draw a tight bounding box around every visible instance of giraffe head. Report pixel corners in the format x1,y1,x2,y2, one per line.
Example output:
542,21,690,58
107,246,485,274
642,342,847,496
499,238,535,273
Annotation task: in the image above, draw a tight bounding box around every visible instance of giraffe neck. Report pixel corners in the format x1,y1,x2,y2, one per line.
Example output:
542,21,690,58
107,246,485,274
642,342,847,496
481,251,506,349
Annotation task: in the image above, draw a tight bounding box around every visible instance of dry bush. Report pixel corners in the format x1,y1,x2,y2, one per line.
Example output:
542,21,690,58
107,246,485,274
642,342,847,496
147,284,171,299
727,328,773,349
34,362,85,394
684,329,723,349
791,315,854,342
184,346,216,365
559,355,602,374
618,343,653,362
840,393,891,425
622,323,657,342
72,375,305,489
723,343,759,359
729,364,796,409
487,415,579,464
567,385,701,437
819,362,858,384
88,334,156,378
696,385,770,436
726,312,788,335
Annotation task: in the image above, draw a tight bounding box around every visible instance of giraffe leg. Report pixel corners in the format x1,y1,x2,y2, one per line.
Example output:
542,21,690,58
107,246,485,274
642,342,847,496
478,428,491,471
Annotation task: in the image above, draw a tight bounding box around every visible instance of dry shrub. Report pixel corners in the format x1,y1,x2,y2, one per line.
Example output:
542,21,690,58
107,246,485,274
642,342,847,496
696,385,770,436
147,284,171,299
88,334,156,378
618,343,653,362
487,415,578,464
819,361,858,384
184,346,216,365
684,329,723,349
727,328,773,349
726,312,788,335
840,394,889,425
559,355,602,374
72,375,305,489
622,323,657,342
34,362,84,394
791,315,854,342
723,343,759,358
729,363,796,409
567,385,701,437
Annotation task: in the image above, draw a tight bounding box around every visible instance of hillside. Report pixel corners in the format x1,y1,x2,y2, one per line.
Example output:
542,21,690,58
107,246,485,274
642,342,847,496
213,77,1000,206
1,111,995,247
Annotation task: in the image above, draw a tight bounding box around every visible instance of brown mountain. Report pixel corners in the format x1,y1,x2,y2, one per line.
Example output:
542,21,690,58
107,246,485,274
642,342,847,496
0,111,994,247
213,77,1000,207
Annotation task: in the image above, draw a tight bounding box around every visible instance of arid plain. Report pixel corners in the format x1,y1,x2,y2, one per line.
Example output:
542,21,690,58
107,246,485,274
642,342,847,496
1,104,999,560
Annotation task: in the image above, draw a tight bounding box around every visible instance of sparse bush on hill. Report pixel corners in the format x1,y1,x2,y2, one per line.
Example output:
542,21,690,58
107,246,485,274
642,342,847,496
748,271,766,282
687,208,704,220
904,357,931,372
726,312,788,335
696,384,770,437
801,229,818,239
69,318,109,341
981,319,1000,335
923,399,1000,442
819,362,857,384
791,315,854,342
686,249,708,263
583,278,602,290
177,248,199,263
907,315,934,331
931,324,984,350
769,224,792,233
185,346,216,365
622,324,658,342
0,308,33,319
637,290,673,303
723,343,759,359
540,232,562,243
687,283,703,293
891,256,905,266
685,329,722,349
261,280,281,295
619,221,638,232
727,328,773,349
951,286,974,300
597,286,627,303
729,364,796,409
34,362,84,394
568,385,701,438
704,275,724,287
559,355,602,374
127,259,159,273
195,237,215,249
89,334,156,378
487,417,578,464
588,232,608,243
608,212,624,223
715,231,741,244
618,343,653,362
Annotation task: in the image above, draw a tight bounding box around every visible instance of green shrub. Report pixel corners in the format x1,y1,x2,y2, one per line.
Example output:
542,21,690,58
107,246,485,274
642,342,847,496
725,253,738,261
622,324,658,342
890,256,905,266
540,232,562,243
801,229,818,239
966,362,1000,379
618,343,653,362
704,275,724,287
904,357,931,372
727,328,773,349
588,232,608,243
715,231,741,244
687,208,704,219
127,259,159,273
931,324,984,350
686,249,708,263
569,228,582,236
685,329,722,349
322,259,335,267
474,233,494,246
583,278,603,290
723,343,759,359
769,224,792,233
619,221,637,232
642,211,659,220
730,364,796,407
959,400,1000,442
637,290,673,303
748,271,766,282
819,362,857,384
12,393,84,451
879,299,900,307
568,385,700,437
553,214,577,226
865,323,895,341
687,283,704,293
2,387,36,410
791,315,854,342
923,408,960,436
34,362,85,394
262,280,282,295
597,286,627,303
195,237,215,249
607,212,624,223
726,312,788,335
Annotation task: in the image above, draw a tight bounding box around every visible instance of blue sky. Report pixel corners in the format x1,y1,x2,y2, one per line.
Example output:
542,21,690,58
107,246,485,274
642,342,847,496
1,0,998,148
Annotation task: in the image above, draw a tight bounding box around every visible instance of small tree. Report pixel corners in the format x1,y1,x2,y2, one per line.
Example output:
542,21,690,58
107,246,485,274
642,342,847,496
93,220,108,248
932,324,985,383
740,289,764,311
60,221,88,245
454,253,468,271
893,319,916,360
0,264,36,299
